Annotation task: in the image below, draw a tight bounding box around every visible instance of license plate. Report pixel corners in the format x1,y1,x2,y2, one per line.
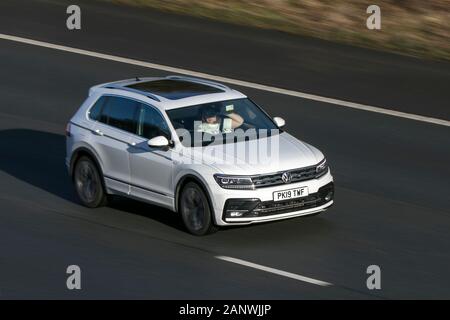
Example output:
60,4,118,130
273,186,309,201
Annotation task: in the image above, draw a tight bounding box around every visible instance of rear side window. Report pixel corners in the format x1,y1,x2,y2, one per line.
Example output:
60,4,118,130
88,96,107,121
99,96,139,133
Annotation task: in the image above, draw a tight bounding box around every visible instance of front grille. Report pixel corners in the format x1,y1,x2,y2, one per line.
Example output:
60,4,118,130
252,165,322,188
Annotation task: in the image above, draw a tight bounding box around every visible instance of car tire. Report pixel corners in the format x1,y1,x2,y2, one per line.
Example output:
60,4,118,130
73,156,108,208
179,181,218,236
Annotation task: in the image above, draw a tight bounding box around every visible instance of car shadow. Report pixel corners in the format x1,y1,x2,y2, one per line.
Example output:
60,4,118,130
0,128,184,231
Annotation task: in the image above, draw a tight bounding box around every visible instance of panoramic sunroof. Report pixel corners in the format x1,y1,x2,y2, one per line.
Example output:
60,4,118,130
126,79,224,100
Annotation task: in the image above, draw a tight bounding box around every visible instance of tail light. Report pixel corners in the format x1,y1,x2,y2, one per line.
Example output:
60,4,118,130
65,123,71,137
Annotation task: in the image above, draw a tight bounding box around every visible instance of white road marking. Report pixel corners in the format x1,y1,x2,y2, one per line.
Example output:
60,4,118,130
1,33,449,127
216,255,332,287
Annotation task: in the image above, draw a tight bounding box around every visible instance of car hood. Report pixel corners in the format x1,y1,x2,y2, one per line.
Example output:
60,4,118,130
180,132,324,175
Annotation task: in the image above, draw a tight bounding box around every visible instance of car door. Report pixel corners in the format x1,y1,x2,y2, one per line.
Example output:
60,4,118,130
128,103,174,209
90,95,139,195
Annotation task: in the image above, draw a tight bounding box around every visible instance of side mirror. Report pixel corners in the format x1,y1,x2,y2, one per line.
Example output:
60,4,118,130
273,117,286,128
148,136,169,148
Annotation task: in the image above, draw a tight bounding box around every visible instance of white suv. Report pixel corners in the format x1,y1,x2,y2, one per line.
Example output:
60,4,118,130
66,76,334,235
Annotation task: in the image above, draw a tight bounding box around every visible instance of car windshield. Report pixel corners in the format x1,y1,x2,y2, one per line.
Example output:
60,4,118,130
166,98,280,147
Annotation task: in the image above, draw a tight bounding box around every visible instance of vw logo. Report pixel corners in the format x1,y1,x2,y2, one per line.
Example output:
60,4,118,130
281,171,292,183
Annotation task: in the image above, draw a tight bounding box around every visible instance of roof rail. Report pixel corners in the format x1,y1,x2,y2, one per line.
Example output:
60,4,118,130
166,75,230,91
103,84,161,102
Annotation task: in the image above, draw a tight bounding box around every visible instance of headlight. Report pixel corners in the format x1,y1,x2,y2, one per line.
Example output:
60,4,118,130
315,158,328,178
214,174,254,190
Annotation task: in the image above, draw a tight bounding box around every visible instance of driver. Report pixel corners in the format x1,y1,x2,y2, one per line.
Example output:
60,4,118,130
196,105,243,135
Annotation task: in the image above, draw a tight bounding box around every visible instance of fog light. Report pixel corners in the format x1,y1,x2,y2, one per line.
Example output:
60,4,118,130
318,182,334,203
229,211,245,217
223,198,261,219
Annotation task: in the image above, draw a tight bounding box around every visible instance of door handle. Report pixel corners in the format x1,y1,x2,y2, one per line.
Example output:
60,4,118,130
93,129,104,136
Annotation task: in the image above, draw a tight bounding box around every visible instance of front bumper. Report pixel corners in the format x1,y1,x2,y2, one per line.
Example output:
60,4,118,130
208,170,334,226
223,182,334,223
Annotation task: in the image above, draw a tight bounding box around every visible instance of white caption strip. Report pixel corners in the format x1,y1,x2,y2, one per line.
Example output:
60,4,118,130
1,33,449,127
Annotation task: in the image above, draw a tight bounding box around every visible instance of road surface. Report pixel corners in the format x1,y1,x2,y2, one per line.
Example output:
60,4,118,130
0,0,449,299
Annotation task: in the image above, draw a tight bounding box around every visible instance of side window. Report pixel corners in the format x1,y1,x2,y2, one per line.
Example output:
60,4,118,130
137,104,170,140
88,96,106,121
100,96,139,133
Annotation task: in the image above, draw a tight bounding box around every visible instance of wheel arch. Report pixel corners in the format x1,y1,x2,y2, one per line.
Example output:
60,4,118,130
175,174,217,225
69,146,104,181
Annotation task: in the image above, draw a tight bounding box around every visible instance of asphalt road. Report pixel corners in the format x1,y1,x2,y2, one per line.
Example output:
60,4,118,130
0,0,450,299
